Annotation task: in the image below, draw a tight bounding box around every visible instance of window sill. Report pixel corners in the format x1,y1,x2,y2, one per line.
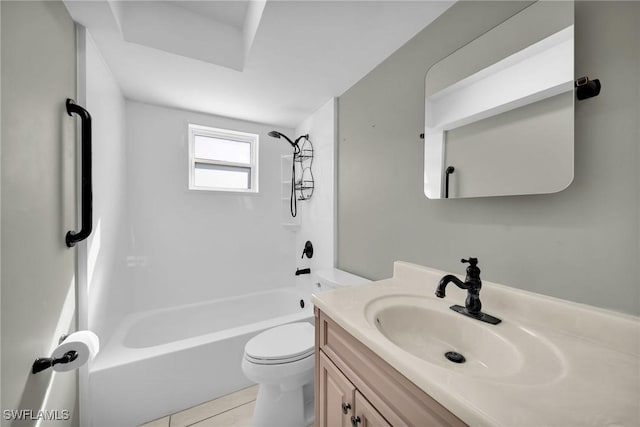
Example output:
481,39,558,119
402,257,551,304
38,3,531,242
188,186,259,195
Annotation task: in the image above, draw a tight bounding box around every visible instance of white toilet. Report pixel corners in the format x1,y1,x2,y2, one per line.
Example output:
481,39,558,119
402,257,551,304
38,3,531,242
241,268,370,427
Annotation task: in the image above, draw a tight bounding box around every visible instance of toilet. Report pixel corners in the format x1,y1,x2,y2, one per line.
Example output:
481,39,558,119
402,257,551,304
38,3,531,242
241,268,370,427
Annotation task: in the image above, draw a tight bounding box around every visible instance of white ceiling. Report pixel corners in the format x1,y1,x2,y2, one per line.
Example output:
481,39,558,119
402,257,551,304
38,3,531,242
64,1,453,128
171,1,250,29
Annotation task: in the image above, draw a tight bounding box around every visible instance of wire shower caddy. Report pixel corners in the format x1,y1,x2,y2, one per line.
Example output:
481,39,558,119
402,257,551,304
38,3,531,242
294,136,314,201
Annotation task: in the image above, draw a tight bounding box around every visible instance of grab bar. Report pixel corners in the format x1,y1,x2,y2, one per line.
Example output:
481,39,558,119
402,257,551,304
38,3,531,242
65,98,93,248
444,166,455,199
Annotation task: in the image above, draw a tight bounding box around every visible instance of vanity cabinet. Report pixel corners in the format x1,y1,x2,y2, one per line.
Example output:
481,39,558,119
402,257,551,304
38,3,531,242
315,308,465,427
318,351,390,427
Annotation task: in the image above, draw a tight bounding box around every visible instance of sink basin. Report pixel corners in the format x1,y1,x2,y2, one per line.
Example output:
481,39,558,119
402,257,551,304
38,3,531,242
365,295,566,384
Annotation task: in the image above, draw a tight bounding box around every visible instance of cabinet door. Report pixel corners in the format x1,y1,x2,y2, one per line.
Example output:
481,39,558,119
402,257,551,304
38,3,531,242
352,391,392,427
318,351,356,427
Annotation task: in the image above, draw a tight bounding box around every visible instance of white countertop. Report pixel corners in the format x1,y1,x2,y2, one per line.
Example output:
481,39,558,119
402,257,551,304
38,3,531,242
312,262,640,426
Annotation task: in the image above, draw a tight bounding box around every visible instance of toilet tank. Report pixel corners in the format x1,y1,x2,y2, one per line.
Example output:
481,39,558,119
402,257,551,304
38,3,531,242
314,268,371,293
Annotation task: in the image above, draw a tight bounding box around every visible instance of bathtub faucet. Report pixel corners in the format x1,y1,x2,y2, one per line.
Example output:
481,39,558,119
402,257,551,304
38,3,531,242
295,268,311,276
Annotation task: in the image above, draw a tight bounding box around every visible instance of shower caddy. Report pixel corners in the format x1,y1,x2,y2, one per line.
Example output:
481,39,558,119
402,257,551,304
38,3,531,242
294,135,314,202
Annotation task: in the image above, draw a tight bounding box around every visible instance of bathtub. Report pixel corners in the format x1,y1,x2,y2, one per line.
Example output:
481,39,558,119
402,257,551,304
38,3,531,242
89,287,313,427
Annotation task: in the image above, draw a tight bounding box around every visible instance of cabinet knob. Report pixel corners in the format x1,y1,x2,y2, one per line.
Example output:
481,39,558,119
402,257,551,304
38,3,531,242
351,415,361,426
342,403,351,414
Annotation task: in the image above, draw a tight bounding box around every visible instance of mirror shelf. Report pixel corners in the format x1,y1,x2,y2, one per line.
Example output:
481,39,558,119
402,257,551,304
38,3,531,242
425,25,574,133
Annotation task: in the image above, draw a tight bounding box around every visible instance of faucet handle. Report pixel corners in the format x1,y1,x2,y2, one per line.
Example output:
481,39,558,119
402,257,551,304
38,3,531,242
461,258,481,283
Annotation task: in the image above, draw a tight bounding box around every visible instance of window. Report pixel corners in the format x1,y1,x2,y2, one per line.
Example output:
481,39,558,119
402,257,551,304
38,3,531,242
188,124,258,192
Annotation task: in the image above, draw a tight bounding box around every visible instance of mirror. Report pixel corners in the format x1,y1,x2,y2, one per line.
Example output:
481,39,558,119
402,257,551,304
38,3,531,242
424,1,574,199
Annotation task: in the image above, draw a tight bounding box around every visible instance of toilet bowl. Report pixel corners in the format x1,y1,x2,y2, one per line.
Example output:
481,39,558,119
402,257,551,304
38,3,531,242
241,322,315,427
241,269,370,427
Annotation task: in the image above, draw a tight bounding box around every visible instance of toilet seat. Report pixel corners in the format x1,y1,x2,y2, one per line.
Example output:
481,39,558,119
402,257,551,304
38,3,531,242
245,349,313,365
244,322,314,365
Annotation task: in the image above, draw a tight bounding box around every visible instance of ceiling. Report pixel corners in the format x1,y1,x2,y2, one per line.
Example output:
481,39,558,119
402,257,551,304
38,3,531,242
170,1,250,28
64,1,454,127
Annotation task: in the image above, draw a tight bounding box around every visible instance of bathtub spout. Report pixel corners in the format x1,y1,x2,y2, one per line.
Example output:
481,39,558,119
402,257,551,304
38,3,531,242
295,268,311,276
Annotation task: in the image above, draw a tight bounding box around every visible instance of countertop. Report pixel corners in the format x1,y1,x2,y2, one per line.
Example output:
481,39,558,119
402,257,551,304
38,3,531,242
311,262,640,426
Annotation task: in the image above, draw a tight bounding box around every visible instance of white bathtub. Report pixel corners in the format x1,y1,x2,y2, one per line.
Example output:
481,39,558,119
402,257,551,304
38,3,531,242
89,287,313,427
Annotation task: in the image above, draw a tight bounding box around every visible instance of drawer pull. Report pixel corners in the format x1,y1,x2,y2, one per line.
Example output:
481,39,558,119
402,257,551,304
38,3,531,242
351,415,361,425
342,403,351,414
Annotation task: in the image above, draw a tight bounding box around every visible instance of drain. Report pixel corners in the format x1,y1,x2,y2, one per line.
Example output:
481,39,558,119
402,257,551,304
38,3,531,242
445,351,466,364
299,299,305,309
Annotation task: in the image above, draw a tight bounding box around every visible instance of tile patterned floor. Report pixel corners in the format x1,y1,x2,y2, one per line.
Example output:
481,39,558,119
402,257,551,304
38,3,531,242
139,385,259,427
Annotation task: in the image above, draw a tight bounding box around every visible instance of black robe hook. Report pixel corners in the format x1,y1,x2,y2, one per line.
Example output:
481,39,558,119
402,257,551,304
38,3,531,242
575,76,601,100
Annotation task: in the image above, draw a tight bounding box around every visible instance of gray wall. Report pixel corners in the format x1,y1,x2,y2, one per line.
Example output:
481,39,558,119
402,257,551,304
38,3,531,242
1,2,78,425
337,1,640,315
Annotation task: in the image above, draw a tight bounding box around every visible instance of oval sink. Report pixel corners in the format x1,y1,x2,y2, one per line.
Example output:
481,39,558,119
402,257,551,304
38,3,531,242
365,295,566,385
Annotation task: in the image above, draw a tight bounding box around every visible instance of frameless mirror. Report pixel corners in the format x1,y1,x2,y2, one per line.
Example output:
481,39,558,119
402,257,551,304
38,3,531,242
424,1,574,199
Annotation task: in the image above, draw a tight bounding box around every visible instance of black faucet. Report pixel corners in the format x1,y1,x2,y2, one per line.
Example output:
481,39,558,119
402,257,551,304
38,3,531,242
436,258,501,325
295,268,311,276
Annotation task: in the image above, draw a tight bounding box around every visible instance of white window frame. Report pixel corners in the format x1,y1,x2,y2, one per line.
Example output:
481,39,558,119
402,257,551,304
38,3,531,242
188,124,259,193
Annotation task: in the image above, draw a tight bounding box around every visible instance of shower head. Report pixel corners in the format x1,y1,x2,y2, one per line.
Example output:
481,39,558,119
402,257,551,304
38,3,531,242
268,130,298,150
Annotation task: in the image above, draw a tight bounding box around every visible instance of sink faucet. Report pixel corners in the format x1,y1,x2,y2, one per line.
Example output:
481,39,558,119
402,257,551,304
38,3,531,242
436,258,483,313
436,258,501,325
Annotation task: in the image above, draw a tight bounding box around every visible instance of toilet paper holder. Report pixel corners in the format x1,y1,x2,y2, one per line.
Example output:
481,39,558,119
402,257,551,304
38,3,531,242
32,334,78,374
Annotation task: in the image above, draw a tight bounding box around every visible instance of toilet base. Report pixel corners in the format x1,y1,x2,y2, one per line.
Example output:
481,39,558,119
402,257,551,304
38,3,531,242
251,382,314,427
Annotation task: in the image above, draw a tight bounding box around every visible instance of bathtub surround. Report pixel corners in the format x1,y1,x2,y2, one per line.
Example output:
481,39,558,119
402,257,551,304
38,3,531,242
85,100,303,425
337,1,640,315
294,98,340,288
1,1,78,424
125,101,296,313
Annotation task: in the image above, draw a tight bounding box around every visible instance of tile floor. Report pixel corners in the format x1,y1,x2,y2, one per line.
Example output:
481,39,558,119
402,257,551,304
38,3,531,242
140,385,259,427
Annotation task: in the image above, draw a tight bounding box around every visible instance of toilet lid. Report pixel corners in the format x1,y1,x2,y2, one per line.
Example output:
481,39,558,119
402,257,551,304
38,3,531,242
245,322,314,362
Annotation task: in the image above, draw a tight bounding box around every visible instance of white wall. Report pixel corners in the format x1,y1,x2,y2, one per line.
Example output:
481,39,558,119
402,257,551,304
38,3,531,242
80,29,129,427
125,101,296,312
82,32,129,345
1,1,78,424
295,98,337,286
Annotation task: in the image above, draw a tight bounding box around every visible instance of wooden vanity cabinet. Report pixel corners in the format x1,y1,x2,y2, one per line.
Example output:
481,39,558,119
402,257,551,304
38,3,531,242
314,308,465,427
318,350,391,427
